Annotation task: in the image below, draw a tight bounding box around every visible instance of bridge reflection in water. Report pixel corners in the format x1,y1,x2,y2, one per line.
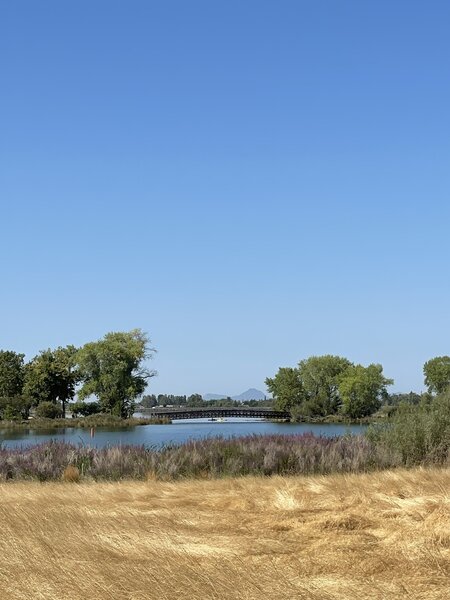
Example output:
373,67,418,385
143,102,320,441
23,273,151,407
144,407,290,421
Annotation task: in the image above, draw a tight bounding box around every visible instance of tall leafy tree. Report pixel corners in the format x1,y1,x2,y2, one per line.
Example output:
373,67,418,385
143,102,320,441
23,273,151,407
297,355,352,416
266,355,393,419
53,346,80,417
423,356,450,395
265,367,304,412
76,329,156,418
24,345,79,417
0,350,25,398
339,364,393,419
140,394,158,408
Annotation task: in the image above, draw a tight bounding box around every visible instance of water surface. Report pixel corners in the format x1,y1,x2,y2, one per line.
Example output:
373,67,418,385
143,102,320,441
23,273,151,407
0,419,367,449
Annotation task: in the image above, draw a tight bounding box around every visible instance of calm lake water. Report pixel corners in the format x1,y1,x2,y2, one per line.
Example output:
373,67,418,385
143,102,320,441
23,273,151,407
0,419,367,449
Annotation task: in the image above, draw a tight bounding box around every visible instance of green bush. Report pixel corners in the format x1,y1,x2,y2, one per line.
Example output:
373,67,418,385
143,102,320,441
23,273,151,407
370,392,450,465
70,400,102,417
0,395,32,420
35,401,63,419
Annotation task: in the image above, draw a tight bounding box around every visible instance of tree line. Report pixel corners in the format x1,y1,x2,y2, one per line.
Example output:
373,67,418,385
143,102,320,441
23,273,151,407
0,329,154,420
2,330,449,423
265,355,450,420
139,394,272,409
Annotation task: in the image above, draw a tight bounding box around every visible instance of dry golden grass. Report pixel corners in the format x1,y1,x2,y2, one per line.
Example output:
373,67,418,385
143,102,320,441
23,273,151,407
0,468,449,599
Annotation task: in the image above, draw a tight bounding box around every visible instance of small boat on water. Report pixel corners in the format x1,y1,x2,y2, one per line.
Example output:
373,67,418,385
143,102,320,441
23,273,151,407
208,417,226,422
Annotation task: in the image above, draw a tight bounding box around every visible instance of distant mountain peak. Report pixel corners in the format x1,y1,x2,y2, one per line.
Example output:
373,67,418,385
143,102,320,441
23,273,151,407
232,388,266,401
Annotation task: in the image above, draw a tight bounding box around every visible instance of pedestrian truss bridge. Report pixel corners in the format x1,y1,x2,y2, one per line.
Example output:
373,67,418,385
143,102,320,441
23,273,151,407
144,407,290,421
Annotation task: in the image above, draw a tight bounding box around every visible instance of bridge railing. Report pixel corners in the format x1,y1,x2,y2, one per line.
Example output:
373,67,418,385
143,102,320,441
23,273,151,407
139,406,278,413
138,406,290,420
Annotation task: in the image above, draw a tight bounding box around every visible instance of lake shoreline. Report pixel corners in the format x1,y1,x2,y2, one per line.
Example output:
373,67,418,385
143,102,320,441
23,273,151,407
0,417,368,450
0,433,392,481
0,413,380,430
0,415,171,430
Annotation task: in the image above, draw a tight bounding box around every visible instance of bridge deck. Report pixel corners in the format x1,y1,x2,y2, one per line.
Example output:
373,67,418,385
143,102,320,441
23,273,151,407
142,407,290,420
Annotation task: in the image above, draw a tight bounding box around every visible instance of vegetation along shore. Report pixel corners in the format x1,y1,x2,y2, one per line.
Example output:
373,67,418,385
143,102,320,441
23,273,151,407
0,414,170,430
0,388,447,482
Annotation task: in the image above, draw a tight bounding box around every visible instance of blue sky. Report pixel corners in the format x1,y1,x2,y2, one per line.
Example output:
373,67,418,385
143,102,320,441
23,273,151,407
1,1,449,395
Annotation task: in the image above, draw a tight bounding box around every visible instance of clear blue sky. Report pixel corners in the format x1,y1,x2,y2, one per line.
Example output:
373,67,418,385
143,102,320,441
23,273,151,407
1,1,449,395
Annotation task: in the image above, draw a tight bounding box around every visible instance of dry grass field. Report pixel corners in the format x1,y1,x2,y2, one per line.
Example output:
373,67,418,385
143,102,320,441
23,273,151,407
0,468,449,600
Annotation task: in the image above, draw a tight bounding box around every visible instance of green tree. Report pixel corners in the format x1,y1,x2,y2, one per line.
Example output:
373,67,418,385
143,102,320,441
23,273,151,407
423,356,450,395
156,394,166,406
140,394,157,408
187,393,203,407
0,351,25,398
76,329,156,418
265,367,304,412
0,395,32,420
387,391,422,406
24,345,79,417
297,355,352,416
339,364,393,419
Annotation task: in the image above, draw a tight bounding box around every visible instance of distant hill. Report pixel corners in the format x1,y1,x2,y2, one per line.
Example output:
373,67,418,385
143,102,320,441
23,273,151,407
204,388,266,402
232,388,266,401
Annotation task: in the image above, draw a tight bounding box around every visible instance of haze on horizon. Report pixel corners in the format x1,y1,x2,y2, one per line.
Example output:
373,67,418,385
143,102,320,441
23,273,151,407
2,1,450,396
